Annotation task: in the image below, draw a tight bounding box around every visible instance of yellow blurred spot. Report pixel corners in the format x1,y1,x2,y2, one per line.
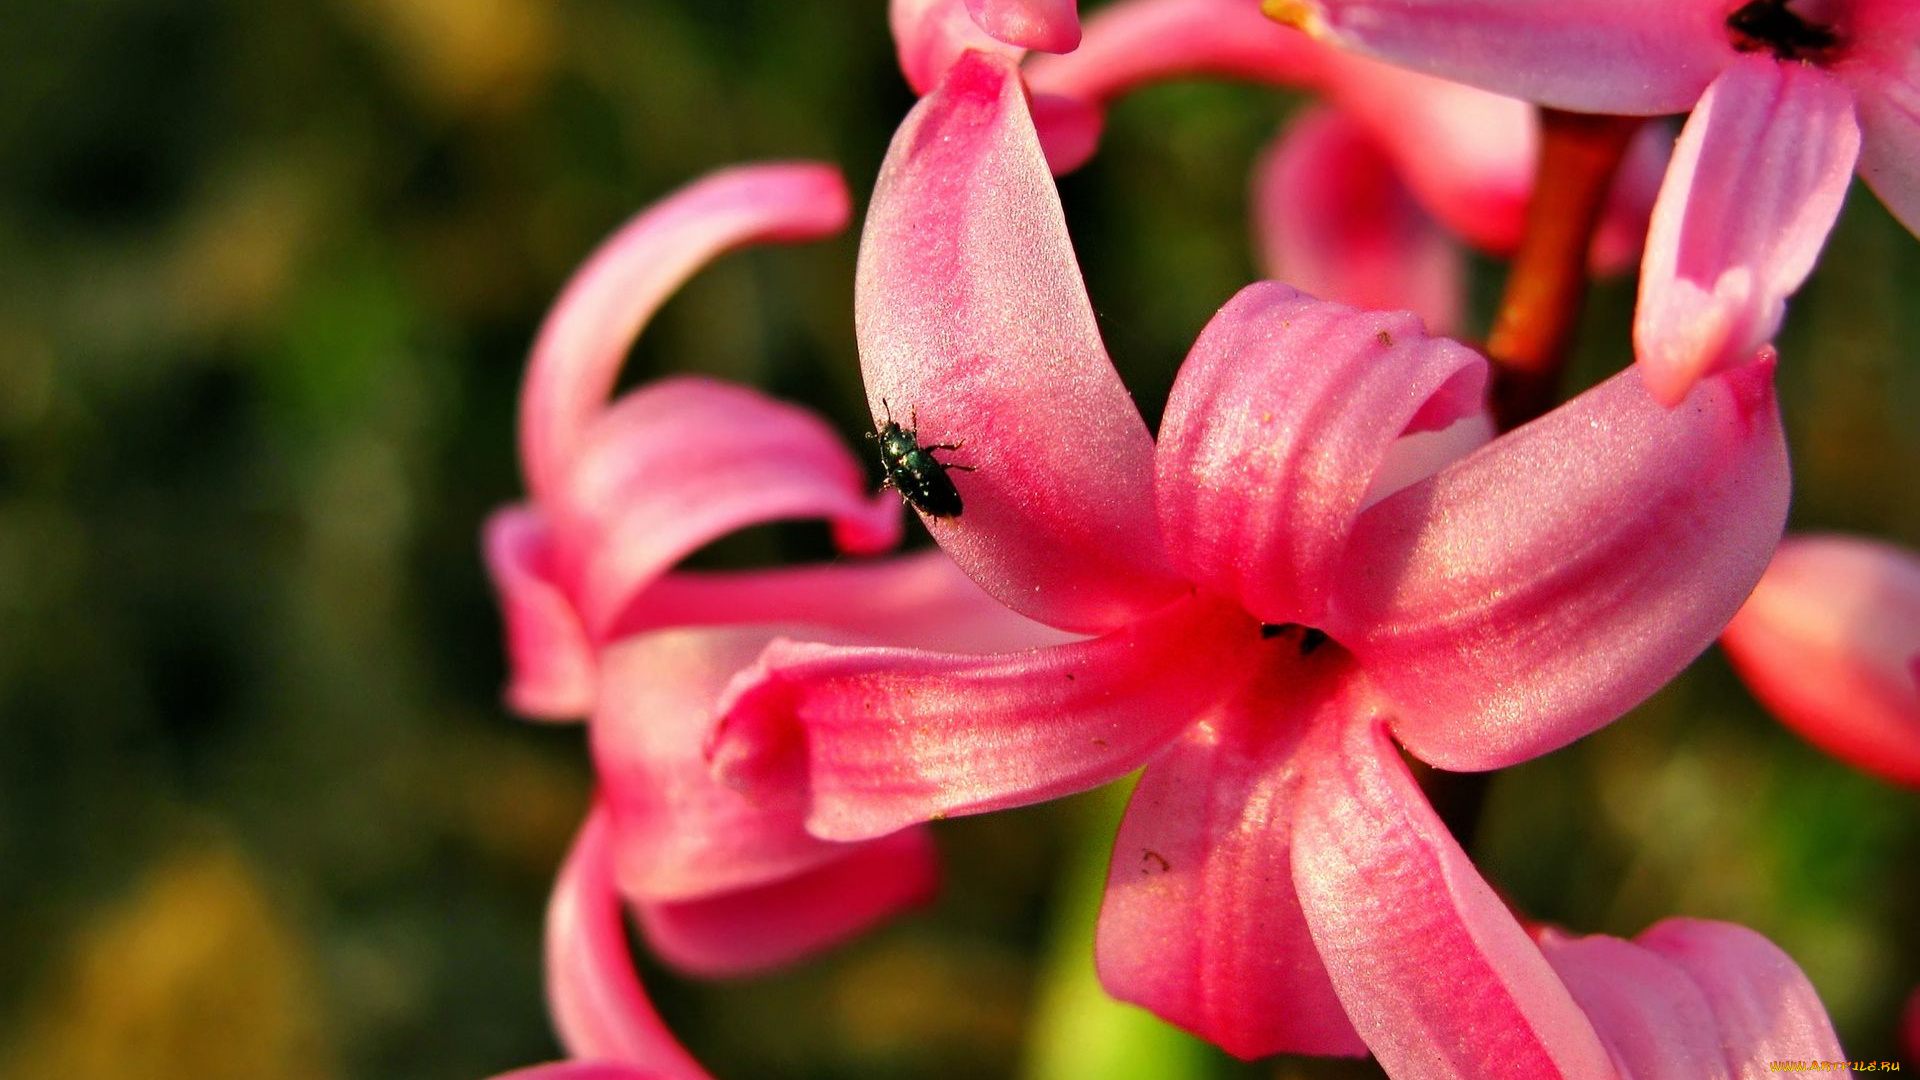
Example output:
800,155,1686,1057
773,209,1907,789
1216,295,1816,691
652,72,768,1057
339,0,554,112
1,845,336,1080
1260,0,1323,33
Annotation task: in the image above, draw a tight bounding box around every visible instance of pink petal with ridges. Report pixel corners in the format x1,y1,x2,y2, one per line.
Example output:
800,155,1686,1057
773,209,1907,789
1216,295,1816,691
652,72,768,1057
1291,717,1614,1080
1334,361,1789,772
856,51,1181,633
1634,919,1850,1067
1156,283,1486,627
483,506,597,721
892,0,1024,95
1536,928,1733,1080
709,593,1257,842
1272,0,1733,115
1097,667,1366,1060
1846,24,1920,237
1252,108,1464,334
552,378,900,639
633,827,938,978
1635,57,1861,404
520,165,850,500
967,0,1080,52
1721,534,1920,787
545,809,710,1079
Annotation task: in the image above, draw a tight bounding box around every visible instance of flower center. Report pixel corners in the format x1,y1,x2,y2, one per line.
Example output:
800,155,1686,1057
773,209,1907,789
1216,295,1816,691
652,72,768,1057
1726,0,1840,61
1259,622,1331,656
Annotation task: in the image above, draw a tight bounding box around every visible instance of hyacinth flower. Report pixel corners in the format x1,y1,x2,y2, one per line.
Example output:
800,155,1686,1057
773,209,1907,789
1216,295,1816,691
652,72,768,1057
483,163,1059,975
1721,533,1920,787
1265,0,1920,404
706,51,1792,1067
488,810,1852,1080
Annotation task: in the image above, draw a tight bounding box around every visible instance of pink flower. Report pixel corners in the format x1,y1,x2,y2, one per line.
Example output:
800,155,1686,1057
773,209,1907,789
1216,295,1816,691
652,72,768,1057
707,52,1792,1066
1269,0,1920,403
483,163,1055,975
1721,533,1920,787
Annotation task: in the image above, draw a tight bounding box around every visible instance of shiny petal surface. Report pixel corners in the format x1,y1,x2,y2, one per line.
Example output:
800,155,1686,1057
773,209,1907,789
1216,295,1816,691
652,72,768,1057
1851,33,1920,236
613,550,1074,653
967,0,1080,52
1157,283,1486,627
1537,928,1733,1080
634,827,938,977
1292,717,1614,1080
1634,920,1850,1067
1269,0,1733,115
1252,109,1464,334
520,165,850,499
1721,534,1920,787
1635,58,1861,404
552,378,900,638
1097,669,1366,1060
710,593,1258,841
545,809,709,1079
891,0,1023,94
483,506,597,721
592,629,853,902
1333,361,1789,772
857,49,1181,633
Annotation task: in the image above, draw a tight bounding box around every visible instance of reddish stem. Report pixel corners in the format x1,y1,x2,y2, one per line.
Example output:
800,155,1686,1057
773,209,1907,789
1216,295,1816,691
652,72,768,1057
1485,108,1645,432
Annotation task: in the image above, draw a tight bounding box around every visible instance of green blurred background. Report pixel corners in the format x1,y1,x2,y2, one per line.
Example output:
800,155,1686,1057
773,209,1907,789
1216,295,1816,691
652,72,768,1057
0,1,1915,1078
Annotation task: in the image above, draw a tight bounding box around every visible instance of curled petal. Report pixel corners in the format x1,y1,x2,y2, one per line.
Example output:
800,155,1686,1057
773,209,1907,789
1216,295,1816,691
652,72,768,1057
967,0,1080,53
1023,0,1328,105
613,550,1074,653
1851,35,1920,236
892,0,1024,95
1156,283,1486,628
1252,110,1464,334
710,593,1258,841
1334,360,1789,772
491,1066,678,1080
1632,920,1850,1067
857,50,1181,632
1540,919,1848,1079
633,827,938,978
545,809,709,1079
1634,57,1862,404
1291,717,1614,1080
1721,534,1920,787
521,164,850,499
552,378,900,638
483,506,597,721
1097,669,1366,1060
1267,0,1733,115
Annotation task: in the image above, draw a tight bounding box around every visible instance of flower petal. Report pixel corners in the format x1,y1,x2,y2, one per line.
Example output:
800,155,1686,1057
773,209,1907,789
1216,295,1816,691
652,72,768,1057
491,1065,678,1080
545,808,710,1079
1721,534,1920,787
1333,360,1789,772
891,0,1024,95
1633,919,1850,1067
1251,107,1465,334
1536,928,1735,1080
483,506,597,721
1848,10,1920,234
552,377,900,639
633,827,938,978
1268,0,1733,115
857,50,1182,633
1156,283,1486,628
967,0,1080,52
1634,57,1862,404
1096,668,1366,1060
1291,716,1614,1080
520,165,850,500
710,593,1257,841
1022,0,1329,105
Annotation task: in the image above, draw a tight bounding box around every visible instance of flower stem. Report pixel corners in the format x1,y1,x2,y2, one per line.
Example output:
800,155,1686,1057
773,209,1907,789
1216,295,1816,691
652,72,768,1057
1485,108,1644,432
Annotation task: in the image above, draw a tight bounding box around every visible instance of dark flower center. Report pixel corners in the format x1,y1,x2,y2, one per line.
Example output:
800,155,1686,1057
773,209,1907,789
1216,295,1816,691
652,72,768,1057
1259,622,1331,656
1727,0,1839,61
